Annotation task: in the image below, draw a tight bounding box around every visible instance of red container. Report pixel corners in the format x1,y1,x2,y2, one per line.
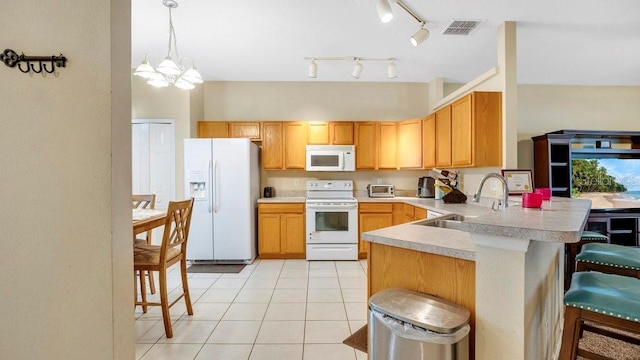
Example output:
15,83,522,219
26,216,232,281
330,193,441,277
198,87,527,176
522,192,543,208
535,187,551,200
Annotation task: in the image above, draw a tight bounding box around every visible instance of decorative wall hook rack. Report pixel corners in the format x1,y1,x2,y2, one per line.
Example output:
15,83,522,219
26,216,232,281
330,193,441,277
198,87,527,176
1,49,67,74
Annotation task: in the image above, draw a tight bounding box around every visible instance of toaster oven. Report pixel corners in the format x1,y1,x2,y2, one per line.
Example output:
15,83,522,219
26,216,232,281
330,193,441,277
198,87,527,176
367,184,395,198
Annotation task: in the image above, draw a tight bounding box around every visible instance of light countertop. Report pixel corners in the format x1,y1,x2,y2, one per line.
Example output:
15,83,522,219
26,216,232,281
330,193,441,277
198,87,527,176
362,196,591,260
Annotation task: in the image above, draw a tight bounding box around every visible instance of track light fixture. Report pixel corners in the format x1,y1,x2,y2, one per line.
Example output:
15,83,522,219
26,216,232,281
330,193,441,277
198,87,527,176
376,0,394,23
411,25,430,47
376,0,430,46
308,59,317,78
352,59,363,79
387,59,397,79
304,57,397,80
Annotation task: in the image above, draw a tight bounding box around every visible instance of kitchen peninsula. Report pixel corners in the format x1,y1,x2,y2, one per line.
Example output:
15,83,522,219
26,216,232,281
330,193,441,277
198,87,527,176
362,197,591,360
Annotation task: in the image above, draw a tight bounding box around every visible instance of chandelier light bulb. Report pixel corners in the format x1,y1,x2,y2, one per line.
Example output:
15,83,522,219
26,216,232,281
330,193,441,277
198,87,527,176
135,0,201,90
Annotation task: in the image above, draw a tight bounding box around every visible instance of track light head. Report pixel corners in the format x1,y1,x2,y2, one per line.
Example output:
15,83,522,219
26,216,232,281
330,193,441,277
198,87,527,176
376,0,393,23
352,60,363,79
308,59,317,78
411,25,429,47
387,59,397,79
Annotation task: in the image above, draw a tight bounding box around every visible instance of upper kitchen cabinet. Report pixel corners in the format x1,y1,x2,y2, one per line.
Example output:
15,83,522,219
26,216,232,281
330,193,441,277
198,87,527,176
198,121,229,138
262,122,284,169
355,122,377,169
450,92,502,168
378,123,397,169
307,121,354,145
229,122,261,141
422,114,436,169
355,122,397,170
329,122,354,145
284,121,308,169
398,118,422,169
435,106,452,167
307,122,329,145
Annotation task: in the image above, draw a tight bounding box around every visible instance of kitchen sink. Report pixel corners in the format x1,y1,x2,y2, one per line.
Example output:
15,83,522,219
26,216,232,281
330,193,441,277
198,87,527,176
415,214,471,230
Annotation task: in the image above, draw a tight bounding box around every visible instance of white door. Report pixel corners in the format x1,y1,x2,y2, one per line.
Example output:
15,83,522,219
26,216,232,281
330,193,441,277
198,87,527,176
132,120,175,244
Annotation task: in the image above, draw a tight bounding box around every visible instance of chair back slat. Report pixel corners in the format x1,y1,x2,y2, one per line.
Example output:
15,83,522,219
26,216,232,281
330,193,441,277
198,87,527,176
133,194,156,210
160,199,194,262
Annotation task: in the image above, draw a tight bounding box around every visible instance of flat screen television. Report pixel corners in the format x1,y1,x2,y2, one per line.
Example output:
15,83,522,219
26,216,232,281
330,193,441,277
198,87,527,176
572,158,640,210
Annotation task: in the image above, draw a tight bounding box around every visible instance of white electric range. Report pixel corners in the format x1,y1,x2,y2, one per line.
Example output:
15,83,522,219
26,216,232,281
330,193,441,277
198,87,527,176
305,180,358,260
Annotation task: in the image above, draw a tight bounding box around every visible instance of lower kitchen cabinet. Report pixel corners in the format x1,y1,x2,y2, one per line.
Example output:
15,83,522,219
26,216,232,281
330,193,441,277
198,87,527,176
358,203,397,259
258,203,305,259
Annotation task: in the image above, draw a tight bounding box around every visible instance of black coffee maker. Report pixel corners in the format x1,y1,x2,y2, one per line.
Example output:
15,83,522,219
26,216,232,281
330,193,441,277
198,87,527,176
417,176,435,198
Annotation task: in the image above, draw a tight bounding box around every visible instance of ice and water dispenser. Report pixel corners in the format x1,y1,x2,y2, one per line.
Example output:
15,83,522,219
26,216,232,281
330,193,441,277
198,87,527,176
188,170,207,200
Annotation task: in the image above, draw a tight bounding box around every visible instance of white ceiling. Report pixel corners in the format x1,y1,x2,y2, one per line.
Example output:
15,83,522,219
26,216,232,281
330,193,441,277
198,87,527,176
131,0,640,86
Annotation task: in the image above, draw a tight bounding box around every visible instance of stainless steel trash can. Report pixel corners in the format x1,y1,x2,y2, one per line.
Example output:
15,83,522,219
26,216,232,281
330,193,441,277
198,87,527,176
368,288,470,360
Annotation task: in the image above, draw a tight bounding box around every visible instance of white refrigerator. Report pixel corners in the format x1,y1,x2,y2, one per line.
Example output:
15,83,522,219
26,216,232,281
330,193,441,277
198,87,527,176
184,138,259,263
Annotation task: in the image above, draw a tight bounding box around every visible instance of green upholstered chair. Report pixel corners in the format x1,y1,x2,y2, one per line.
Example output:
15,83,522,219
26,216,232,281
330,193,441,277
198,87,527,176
565,231,609,289
575,242,640,279
560,272,640,359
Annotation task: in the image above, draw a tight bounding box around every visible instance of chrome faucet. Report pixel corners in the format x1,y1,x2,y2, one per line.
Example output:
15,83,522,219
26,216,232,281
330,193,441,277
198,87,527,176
472,173,510,209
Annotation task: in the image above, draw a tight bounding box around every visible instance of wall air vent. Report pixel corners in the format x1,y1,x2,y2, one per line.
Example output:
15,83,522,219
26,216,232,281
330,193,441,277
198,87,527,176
442,19,485,35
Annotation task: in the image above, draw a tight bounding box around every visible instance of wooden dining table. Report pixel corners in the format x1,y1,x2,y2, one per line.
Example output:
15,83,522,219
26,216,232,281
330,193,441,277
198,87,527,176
133,208,166,236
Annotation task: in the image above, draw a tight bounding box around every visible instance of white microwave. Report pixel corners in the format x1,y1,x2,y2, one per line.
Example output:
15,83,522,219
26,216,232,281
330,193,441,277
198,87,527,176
306,145,356,172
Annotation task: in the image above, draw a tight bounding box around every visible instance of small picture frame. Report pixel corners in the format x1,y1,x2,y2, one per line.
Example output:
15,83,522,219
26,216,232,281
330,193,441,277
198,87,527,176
501,169,534,195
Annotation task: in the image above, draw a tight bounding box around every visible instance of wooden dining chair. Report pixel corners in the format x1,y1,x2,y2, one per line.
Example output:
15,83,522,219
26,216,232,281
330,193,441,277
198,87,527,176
134,198,194,338
132,194,157,294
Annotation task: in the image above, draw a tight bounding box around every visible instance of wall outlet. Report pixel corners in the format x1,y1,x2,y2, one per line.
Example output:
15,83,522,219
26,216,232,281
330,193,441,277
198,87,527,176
294,178,299,187
490,179,498,191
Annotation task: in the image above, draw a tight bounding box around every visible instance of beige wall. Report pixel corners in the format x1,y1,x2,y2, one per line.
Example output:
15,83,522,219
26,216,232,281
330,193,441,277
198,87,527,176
517,85,640,170
204,81,429,120
0,1,133,358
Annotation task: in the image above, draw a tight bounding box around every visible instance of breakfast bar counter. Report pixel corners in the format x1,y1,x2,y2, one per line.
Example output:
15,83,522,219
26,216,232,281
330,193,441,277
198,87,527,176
362,197,591,360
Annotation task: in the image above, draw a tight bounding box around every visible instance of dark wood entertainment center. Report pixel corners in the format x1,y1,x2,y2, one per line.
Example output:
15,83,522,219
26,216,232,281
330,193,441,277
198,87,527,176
533,129,640,247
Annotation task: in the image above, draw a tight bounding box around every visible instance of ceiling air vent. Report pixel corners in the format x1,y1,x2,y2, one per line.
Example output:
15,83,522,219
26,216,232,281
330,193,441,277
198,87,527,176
442,19,485,35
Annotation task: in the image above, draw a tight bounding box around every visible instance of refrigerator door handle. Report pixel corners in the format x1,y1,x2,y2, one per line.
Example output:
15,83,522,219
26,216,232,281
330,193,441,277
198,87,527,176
214,160,220,213
208,160,213,213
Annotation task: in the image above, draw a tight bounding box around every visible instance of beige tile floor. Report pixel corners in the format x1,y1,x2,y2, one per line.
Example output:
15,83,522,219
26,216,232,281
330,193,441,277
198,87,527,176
135,259,369,360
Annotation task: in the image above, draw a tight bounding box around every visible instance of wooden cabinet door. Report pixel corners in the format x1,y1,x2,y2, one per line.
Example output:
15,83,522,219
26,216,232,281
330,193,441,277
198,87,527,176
378,122,397,169
414,207,427,220
451,94,473,167
472,92,502,167
422,114,436,169
198,121,229,138
307,122,329,145
258,213,281,256
229,122,261,141
329,122,354,145
262,122,284,169
359,213,393,257
403,203,415,223
284,122,308,169
435,106,452,167
355,122,377,169
398,118,422,169
281,213,305,256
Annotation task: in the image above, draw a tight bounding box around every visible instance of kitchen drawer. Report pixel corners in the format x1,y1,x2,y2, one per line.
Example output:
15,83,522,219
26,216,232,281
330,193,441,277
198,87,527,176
258,203,304,214
359,203,394,213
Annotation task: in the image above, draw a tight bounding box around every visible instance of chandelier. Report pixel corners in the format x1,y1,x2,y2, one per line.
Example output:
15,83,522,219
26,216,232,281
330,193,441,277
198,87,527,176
133,0,203,90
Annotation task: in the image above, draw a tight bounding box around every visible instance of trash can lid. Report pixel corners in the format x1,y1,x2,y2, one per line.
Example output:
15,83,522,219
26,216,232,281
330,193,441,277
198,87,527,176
369,288,470,334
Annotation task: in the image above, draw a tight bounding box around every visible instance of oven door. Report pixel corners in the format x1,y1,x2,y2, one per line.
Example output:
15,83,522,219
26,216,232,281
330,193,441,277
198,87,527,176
305,201,358,244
